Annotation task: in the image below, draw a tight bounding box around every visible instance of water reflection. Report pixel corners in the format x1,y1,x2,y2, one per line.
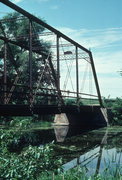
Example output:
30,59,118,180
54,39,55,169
54,126,69,142
53,125,95,142
62,127,122,175
95,129,108,175
2,123,121,176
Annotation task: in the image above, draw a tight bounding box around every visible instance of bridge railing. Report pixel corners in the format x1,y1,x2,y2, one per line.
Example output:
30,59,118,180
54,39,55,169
0,83,100,106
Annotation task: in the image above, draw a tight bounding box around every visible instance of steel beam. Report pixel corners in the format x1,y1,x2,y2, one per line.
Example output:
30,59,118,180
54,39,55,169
89,51,103,107
76,46,79,103
0,0,90,54
0,36,48,57
56,35,60,90
0,0,103,108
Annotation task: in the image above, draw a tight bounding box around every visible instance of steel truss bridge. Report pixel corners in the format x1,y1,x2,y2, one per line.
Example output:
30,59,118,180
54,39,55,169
0,0,105,118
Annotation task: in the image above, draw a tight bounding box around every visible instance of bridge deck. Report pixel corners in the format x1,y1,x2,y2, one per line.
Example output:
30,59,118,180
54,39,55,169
0,104,101,116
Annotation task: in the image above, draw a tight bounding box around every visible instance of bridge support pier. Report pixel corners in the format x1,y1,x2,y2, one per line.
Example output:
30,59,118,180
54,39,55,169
54,113,69,125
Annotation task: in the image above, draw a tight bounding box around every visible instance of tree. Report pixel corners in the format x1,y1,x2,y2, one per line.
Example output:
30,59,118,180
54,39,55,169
0,12,56,105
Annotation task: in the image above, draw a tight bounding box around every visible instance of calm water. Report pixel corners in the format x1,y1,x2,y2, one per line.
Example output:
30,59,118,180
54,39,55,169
1,124,122,175
55,127,122,174
54,126,122,174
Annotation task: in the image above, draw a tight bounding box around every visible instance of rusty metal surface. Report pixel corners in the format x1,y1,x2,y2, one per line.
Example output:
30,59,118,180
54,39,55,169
0,0,103,111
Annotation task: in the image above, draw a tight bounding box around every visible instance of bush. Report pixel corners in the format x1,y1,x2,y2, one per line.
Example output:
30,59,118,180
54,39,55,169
111,98,122,125
0,129,62,179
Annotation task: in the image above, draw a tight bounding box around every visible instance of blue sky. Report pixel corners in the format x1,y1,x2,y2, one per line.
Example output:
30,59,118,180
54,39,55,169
0,0,122,98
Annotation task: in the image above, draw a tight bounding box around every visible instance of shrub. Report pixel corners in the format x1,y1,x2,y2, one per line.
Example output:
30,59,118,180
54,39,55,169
0,129,62,179
111,98,122,125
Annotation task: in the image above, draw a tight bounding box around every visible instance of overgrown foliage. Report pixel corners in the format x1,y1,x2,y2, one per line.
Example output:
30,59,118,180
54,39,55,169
111,98,122,125
0,129,62,179
52,166,122,180
0,121,122,179
104,98,122,125
0,12,54,105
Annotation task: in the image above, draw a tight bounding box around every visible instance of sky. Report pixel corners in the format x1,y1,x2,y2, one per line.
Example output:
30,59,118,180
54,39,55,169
0,0,122,98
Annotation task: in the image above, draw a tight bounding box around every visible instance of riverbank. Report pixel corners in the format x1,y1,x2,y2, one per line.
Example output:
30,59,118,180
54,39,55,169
0,125,122,179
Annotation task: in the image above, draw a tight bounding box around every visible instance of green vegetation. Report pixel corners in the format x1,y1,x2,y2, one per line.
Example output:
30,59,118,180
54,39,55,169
110,98,122,125
43,166,122,180
104,98,122,125
64,98,99,106
0,115,53,129
0,12,55,105
0,116,122,179
0,10,122,180
0,129,62,179
0,126,122,179
64,97,122,126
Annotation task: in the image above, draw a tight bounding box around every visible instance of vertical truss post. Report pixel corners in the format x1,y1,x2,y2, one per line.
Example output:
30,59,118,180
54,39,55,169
4,42,7,104
76,46,79,103
56,35,60,91
89,51,103,107
56,35,64,106
29,20,33,104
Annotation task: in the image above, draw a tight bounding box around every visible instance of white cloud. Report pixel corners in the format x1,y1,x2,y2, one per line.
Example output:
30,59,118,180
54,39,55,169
40,26,122,97
56,26,122,98
98,76,122,98
57,27,122,49
11,0,23,4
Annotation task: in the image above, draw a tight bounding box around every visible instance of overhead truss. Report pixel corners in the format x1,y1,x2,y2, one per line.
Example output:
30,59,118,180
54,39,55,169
0,0,103,107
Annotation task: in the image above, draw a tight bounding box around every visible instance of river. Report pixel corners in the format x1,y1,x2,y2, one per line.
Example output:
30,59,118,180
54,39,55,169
0,124,122,176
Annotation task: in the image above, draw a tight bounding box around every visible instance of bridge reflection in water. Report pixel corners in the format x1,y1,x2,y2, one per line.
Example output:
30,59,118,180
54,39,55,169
54,126,122,175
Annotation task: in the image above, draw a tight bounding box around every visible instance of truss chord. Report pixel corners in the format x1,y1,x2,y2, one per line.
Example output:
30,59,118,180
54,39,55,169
0,0,90,54
0,88,99,98
0,0,103,107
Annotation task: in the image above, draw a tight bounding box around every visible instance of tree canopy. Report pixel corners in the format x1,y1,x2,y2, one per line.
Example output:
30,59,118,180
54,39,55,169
0,12,56,105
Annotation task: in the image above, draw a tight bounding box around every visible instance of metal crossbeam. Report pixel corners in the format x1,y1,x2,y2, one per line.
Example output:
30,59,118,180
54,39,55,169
0,0,103,108
0,0,90,54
